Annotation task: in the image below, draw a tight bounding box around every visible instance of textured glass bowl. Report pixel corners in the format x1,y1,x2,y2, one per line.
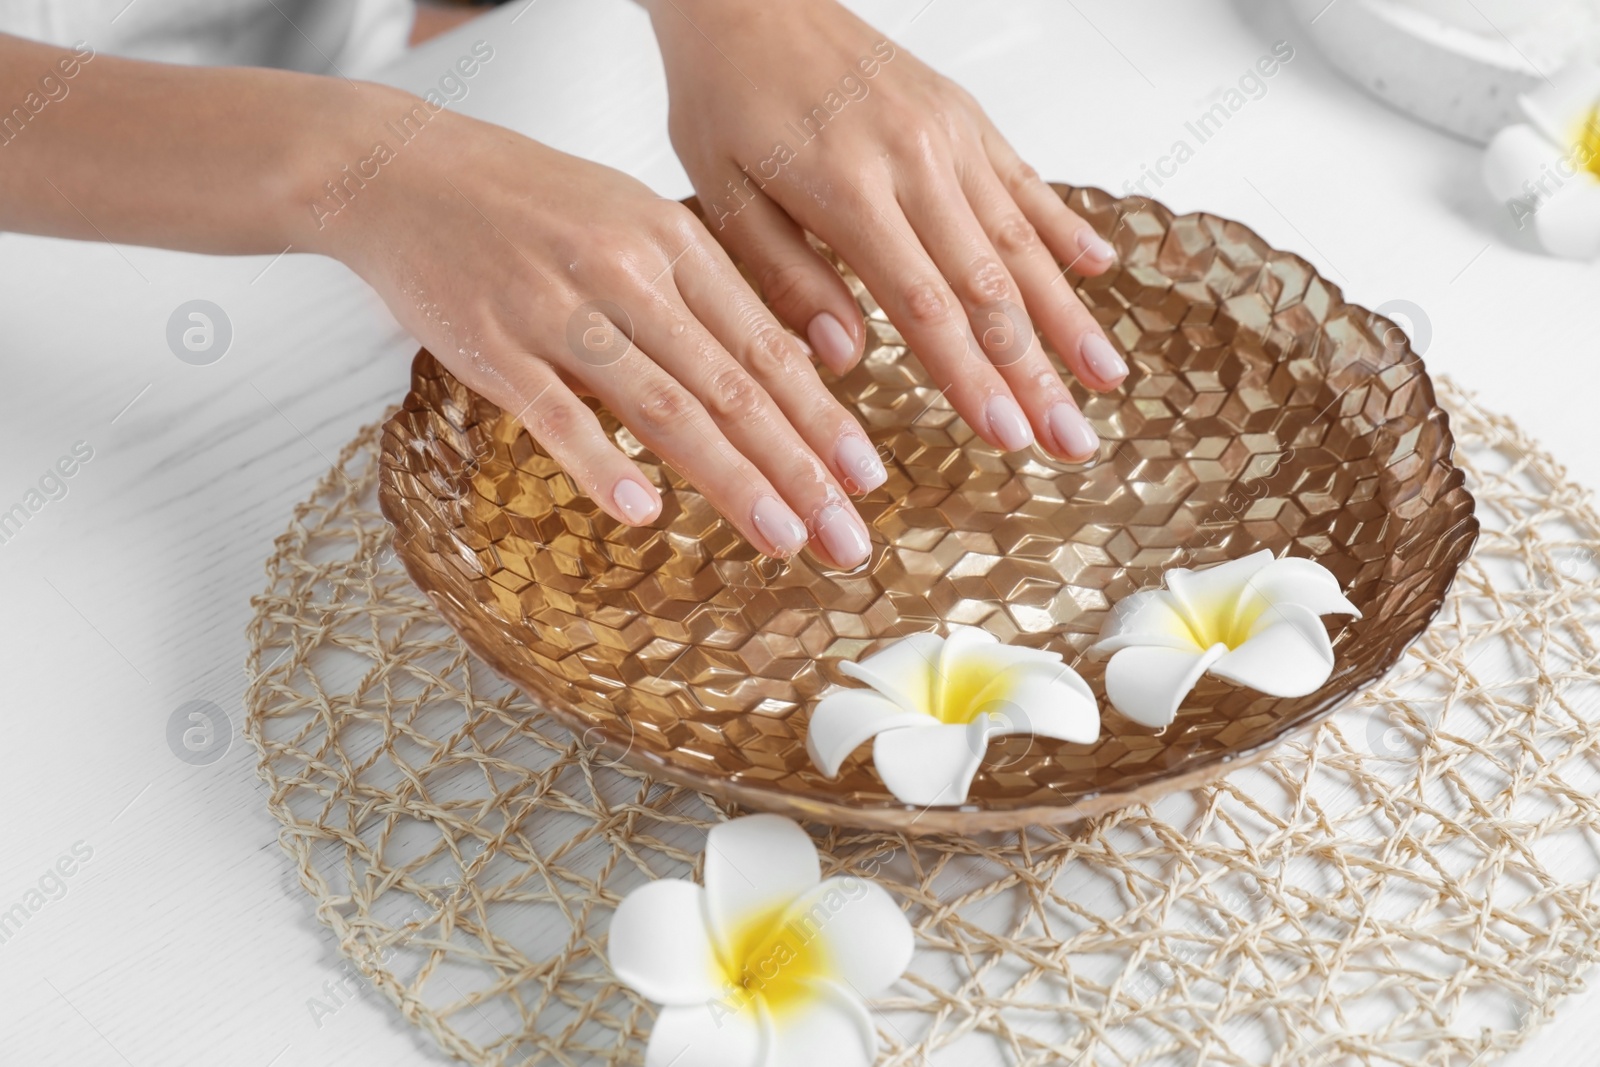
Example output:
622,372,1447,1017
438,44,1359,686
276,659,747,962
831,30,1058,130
377,186,1477,833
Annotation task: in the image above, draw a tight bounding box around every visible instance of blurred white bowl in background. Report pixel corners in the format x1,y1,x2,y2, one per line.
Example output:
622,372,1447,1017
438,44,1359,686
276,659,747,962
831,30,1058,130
1287,0,1600,142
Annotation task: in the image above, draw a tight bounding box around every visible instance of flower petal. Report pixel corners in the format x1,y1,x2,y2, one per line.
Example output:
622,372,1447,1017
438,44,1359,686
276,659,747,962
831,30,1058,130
806,688,932,778
1165,551,1274,636
1483,122,1555,203
871,721,987,806
1239,556,1360,619
934,625,1066,720
609,879,724,1006
1209,602,1335,697
704,815,820,956
646,1002,766,1067
1104,644,1227,728
937,624,1060,673
776,876,913,996
983,661,1101,744
767,980,878,1067
1534,183,1600,259
1518,57,1600,145
837,632,944,714
934,623,999,658
934,620,1056,662
1092,589,1201,654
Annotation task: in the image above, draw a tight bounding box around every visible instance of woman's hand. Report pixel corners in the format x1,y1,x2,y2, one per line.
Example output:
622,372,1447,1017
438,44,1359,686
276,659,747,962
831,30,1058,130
314,97,881,567
0,36,881,565
645,0,1124,461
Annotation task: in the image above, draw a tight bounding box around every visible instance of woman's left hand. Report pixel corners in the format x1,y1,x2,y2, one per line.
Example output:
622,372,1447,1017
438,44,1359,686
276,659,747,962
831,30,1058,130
645,0,1126,462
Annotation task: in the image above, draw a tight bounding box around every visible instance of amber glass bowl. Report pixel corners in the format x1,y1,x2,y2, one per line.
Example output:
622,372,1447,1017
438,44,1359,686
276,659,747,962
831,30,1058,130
378,186,1476,833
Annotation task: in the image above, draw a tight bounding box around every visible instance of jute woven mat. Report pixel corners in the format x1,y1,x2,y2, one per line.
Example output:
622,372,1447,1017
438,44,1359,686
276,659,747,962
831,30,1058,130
244,379,1600,1067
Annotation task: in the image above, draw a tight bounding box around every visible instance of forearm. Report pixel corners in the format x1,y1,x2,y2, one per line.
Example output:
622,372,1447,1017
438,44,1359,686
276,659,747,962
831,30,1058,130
0,33,407,257
411,1,485,44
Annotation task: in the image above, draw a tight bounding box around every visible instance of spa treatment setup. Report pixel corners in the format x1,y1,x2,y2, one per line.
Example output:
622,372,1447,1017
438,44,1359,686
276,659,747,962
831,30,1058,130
6,2,1600,1066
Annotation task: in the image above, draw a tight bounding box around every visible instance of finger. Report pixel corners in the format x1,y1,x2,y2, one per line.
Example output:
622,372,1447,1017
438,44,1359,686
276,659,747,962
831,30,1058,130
455,351,664,526
820,180,1033,454
626,290,873,570
572,338,816,561
894,159,1036,369
963,158,1128,404
673,238,887,497
980,125,1118,278
900,166,1103,462
708,185,867,377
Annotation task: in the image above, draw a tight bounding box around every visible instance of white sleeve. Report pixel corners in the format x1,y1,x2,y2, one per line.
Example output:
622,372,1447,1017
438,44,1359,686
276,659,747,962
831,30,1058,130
336,0,417,76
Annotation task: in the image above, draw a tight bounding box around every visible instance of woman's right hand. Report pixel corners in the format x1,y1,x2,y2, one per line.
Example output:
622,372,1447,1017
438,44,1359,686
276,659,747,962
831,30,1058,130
311,91,882,568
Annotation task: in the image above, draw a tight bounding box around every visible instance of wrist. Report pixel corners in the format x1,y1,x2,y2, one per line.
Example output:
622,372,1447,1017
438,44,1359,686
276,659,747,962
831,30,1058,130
283,81,427,262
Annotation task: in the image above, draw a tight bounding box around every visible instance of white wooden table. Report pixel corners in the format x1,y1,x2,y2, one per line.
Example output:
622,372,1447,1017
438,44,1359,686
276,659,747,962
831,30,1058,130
2,1,1596,1064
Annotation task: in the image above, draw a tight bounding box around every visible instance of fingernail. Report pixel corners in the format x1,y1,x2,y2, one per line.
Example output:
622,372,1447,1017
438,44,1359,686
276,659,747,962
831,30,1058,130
815,501,871,569
1048,402,1100,460
807,312,855,374
1080,333,1128,384
836,434,887,494
751,495,808,556
1078,229,1116,268
612,479,661,524
984,395,1034,452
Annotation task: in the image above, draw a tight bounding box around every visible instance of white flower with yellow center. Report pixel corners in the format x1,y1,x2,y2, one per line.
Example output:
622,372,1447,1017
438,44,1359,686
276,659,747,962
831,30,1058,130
1091,550,1360,728
608,814,912,1067
1483,58,1600,258
805,627,1100,806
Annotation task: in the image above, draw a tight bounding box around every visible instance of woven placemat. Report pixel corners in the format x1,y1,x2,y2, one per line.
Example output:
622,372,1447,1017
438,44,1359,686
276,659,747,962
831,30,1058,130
245,378,1600,1067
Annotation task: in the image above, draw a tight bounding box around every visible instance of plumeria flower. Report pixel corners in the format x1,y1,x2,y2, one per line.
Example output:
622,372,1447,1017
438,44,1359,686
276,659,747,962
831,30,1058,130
1090,550,1360,728
805,627,1099,806
1483,58,1600,258
608,814,913,1067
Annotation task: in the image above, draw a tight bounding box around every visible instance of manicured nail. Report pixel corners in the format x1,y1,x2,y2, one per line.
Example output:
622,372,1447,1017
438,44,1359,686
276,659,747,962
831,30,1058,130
836,434,887,494
612,479,661,524
984,395,1034,452
806,312,855,374
815,501,871,569
751,495,808,556
1048,402,1100,460
1080,333,1128,384
1078,229,1117,268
